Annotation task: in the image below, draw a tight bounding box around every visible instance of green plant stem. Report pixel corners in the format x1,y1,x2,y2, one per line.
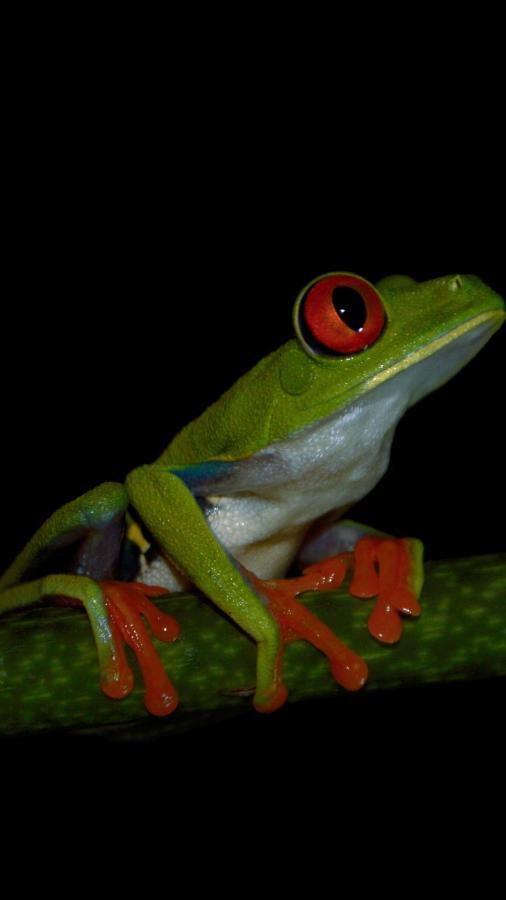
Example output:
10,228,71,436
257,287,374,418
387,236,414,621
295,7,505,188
0,554,505,737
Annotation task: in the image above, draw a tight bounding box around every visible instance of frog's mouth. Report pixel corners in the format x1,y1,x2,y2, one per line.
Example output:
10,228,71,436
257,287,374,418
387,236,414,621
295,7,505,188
304,308,504,417
373,309,504,408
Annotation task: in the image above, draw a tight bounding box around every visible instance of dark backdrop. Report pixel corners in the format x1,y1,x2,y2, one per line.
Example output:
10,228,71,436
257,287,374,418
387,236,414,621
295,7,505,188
2,158,504,777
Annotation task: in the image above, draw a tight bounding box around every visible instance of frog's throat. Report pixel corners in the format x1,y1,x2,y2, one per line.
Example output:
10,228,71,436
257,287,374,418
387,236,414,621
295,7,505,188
302,308,504,415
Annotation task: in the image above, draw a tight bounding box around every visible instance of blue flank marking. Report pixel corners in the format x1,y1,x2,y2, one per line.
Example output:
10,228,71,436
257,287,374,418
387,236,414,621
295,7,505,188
169,459,235,492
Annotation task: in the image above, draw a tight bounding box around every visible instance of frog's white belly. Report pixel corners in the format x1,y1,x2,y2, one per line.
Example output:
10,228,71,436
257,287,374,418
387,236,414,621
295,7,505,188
205,379,405,577
139,377,409,587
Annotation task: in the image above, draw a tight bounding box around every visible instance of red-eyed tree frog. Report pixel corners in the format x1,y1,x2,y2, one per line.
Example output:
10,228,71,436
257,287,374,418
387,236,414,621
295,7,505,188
0,273,504,716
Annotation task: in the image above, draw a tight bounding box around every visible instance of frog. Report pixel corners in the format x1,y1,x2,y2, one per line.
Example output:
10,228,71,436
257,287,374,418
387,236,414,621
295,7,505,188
0,272,504,717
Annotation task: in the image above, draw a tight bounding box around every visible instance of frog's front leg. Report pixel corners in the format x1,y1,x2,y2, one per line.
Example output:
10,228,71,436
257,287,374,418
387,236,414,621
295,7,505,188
126,466,368,708
126,465,289,712
297,518,424,643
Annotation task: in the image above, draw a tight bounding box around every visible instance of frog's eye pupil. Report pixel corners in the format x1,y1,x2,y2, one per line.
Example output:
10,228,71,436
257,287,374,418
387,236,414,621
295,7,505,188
332,287,367,332
295,272,386,357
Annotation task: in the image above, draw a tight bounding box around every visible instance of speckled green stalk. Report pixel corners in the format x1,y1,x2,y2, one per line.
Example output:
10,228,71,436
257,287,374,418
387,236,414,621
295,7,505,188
0,554,505,737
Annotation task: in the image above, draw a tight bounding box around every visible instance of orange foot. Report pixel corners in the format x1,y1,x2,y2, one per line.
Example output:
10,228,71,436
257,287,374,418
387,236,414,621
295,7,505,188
249,557,368,713
347,536,423,642
99,581,180,716
248,535,423,711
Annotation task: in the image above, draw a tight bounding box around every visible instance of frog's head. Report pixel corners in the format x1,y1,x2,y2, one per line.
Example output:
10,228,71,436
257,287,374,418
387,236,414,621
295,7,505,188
268,272,505,442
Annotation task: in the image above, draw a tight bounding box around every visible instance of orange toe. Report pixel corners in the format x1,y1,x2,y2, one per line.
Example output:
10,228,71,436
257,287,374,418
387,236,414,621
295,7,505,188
100,580,180,716
250,562,368,696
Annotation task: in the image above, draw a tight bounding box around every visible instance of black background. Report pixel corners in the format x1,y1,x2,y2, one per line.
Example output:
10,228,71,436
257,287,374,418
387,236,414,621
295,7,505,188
0,10,504,863
1,112,505,790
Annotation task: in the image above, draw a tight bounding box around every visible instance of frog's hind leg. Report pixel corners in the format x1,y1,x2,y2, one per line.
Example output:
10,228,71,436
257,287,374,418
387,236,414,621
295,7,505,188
297,517,424,644
0,482,130,591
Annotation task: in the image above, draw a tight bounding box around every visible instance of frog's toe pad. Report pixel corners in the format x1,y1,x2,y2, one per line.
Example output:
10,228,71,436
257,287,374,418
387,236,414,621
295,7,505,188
349,537,423,643
99,580,180,716
254,572,368,697
253,682,289,714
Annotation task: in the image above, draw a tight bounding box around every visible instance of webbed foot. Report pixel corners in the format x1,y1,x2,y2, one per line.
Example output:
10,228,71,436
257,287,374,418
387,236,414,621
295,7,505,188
299,521,424,643
247,534,423,709
99,581,180,716
248,561,368,711
347,536,423,642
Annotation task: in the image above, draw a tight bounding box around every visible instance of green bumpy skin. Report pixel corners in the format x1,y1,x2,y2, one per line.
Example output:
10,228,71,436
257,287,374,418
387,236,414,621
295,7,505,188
0,272,504,721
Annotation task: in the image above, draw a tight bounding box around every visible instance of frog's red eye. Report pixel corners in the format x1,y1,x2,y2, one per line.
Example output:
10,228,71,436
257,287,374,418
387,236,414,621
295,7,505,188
297,273,386,356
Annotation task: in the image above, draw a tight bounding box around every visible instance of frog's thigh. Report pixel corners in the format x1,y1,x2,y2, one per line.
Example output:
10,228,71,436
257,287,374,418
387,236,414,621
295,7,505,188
126,465,284,709
0,482,128,591
298,518,390,568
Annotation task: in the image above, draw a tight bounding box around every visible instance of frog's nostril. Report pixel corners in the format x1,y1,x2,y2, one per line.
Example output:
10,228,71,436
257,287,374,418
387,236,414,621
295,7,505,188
449,275,463,291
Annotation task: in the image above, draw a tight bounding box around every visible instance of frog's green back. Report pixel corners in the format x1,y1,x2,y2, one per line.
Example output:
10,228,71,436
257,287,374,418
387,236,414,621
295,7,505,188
157,346,287,465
